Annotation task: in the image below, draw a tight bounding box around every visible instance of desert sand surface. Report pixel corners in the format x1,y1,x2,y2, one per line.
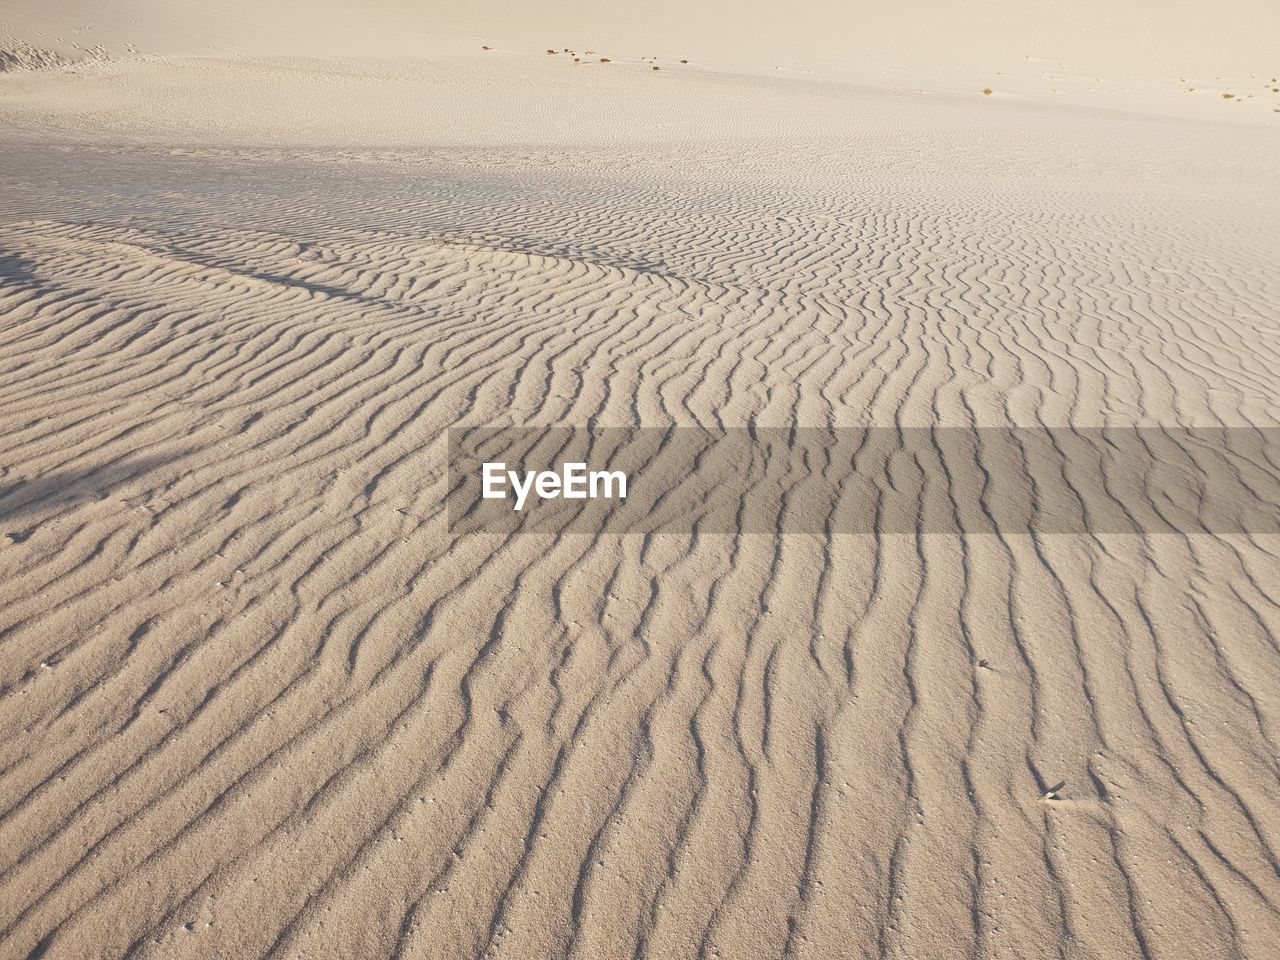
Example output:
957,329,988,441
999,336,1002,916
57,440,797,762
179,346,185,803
3,3,1280,959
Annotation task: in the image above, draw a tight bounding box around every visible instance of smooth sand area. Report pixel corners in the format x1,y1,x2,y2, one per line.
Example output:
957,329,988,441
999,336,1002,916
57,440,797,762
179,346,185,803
2,3,1280,958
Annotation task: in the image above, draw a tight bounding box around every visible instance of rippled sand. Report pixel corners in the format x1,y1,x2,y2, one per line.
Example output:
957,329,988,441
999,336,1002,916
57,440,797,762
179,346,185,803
3,11,1280,959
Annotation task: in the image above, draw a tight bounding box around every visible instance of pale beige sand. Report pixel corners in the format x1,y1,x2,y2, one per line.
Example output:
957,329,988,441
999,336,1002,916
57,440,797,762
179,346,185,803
3,4,1280,960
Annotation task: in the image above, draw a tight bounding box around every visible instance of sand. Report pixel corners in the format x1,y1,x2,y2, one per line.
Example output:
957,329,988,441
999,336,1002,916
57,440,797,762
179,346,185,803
2,3,1280,959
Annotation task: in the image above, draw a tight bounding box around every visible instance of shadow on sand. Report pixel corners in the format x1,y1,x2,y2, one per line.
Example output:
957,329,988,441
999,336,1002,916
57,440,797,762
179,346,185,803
0,450,197,536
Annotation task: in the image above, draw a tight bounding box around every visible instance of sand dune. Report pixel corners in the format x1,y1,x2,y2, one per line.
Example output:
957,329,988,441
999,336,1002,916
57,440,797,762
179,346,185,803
3,3,1280,959
4,0,1280,127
